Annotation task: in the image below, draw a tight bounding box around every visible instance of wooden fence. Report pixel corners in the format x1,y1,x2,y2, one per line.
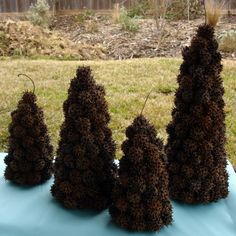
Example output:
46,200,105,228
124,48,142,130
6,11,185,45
0,0,134,13
0,0,235,14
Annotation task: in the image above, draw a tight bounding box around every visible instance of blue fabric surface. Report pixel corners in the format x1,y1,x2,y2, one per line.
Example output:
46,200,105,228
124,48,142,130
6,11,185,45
0,152,236,236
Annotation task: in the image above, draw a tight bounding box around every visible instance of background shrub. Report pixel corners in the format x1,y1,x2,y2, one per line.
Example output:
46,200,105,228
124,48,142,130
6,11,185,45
119,7,139,32
218,30,236,53
129,0,203,20
28,0,50,28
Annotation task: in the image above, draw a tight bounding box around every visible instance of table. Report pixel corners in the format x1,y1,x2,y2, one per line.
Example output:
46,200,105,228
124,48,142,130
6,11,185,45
0,153,236,236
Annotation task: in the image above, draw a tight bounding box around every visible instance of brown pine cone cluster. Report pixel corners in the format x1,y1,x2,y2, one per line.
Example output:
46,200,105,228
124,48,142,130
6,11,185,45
4,92,54,185
109,115,172,232
51,66,117,211
166,24,228,204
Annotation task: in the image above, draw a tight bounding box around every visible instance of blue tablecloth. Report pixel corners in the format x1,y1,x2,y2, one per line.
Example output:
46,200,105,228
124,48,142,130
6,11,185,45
0,153,236,236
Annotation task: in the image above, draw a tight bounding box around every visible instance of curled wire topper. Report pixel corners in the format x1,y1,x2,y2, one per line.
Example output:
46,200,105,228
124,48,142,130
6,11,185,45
18,74,35,93
140,89,153,115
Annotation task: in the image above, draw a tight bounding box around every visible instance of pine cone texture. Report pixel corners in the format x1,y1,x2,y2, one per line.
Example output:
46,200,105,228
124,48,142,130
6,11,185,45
51,66,117,211
4,92,53,185
109,115,172,232
166,24,229,204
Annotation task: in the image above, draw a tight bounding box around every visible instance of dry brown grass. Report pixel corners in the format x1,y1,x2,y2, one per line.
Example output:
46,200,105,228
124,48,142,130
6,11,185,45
0,58,235,165
205,0,225,26
220,32,236,53
112,3,121,23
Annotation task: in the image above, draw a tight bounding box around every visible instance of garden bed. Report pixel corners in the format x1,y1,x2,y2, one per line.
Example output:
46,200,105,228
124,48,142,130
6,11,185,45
52,15,236,60
0,16,235,60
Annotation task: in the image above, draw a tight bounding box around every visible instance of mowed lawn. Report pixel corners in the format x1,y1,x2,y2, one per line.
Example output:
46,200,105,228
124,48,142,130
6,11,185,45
0,58,235,165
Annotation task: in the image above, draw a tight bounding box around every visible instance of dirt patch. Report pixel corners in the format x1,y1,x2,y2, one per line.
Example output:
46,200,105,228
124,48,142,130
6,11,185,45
52,15,236,60
0,16,235,60
0,20,106,60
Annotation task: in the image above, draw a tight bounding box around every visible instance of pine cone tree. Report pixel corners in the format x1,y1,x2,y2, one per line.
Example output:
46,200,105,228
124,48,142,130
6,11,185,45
109,115,172,232
51,66,117,211
4,92,53,185
166,24,228,204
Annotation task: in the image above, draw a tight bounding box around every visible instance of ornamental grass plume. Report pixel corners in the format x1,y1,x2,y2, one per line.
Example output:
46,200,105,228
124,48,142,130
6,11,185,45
109,115,172,231
166,0,228,204
51,66,117,211
204,0,225,27
4,74,53,185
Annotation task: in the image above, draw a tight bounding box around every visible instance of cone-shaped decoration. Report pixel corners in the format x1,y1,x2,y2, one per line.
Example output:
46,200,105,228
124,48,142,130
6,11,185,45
4,92,54,185
51,66,117,211
109,115,172,231
166,24,228,204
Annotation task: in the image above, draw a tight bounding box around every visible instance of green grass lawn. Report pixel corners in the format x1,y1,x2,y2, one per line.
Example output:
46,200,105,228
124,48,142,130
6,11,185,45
0,58,235,165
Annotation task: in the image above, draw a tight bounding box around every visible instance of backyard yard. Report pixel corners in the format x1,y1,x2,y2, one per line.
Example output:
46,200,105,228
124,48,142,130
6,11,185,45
1,0,236,234
0,58,235,165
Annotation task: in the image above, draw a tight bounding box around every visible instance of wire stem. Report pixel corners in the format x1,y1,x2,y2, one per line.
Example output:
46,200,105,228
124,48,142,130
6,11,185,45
140,89,153,115
18,74,35,93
